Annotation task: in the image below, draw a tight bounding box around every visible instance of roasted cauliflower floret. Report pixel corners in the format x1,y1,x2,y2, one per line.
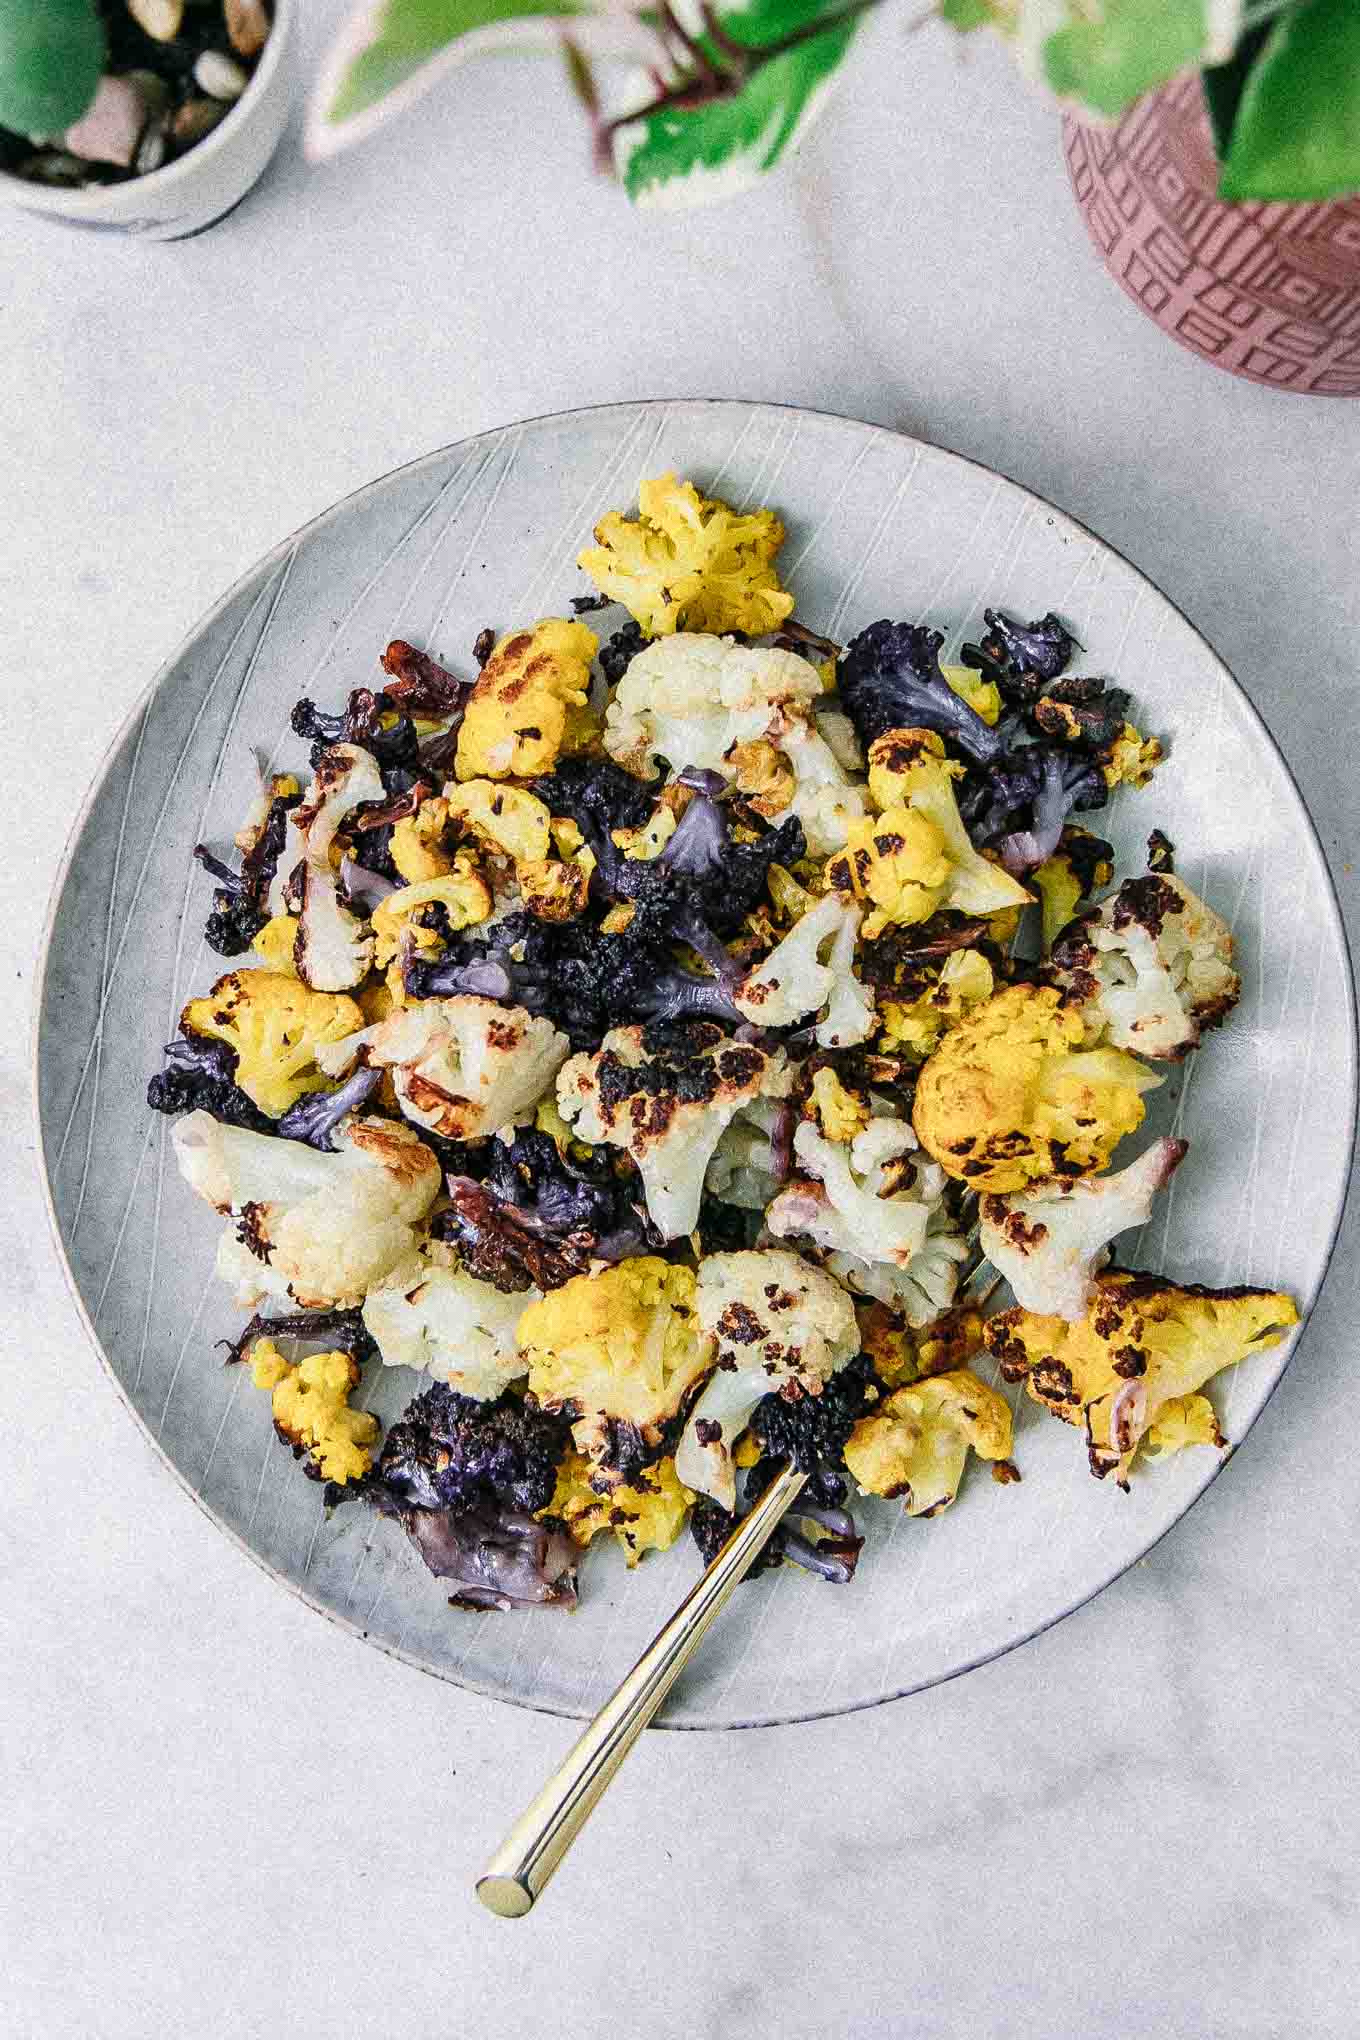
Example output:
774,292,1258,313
249,914,301,975
843,1370,1013,1516
602,633,864,855
578,473,794,638
1045,873,1241,1061
446,780,552,863
542,1452,694,1567
362,1250,533,1401
455,618,598,781
319,996,570,1143
291,745,387,991
515,858,591,922
179,970,364,1118
173,1111,441,1309
979,1135,1187,1321
766,1118,968,1327
556,1022,790,1240
250,1340,378,1485
675,1249,859,1509
1030,827,1115,953
913,984,1161,1192
833,729,1031,923
733,893,865,1033
878,947,995,1059
390,796,455,882
983,1271,1298,1481
1141,1393,1227,1459
369,860,493,968
518,1259,714,1489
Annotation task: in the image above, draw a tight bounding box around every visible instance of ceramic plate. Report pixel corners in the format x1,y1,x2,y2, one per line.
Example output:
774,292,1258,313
36,401,1356,1728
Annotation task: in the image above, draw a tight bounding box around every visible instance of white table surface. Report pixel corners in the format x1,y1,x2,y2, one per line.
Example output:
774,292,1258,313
6,7,1357,2036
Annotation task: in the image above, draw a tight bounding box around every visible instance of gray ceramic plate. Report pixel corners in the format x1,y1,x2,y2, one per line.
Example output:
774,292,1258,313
37,401,1357,1728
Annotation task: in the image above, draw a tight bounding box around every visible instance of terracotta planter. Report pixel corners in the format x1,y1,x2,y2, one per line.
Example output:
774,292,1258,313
1064,74,1360,396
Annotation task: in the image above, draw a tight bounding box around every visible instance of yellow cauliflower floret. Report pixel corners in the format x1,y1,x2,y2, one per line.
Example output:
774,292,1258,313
766,862,821,923
940,663,1002,726
827,807,953,934
1031,826,1115,952
447,781,552,863
809,1067,870,1143
455,618,597,781
879,948,995,1058
181,970,365,1118
1142,1392,1227,1458
1104,723,1164,789
517,857,591,922
248,1339,378,1485
913,983,1160,1192
578,473,795,638
542,1452,694,1567
983,1272,1297,1482
856,1298,986,1388
550,815,585,857
250,914,300,976
390,797,453,882
844,1369,1013,1516
852,729,1032,921
613,804,679,863
728,738,797,814
370,859,493,967
518,1259,715,1485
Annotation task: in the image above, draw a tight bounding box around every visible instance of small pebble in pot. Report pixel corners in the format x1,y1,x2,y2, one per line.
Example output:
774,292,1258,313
124,70,172,123
224,0,272,60
134,121,168,175
127,0,186,41
63,75,146,169
171,96,229,147
194,51,250,101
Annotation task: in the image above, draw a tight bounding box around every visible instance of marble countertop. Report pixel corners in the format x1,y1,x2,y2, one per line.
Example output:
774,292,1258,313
6,7,1356,2035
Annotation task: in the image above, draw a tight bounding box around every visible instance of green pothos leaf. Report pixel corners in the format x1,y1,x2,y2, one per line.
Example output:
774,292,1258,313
1219,0,1360,201
1041,0,1211,118
614,12,857,207
307,0,582,157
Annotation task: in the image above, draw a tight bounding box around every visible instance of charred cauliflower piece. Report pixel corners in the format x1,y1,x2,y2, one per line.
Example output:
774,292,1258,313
362,1249,533,1401
767,1118,969,1327
1030,827,1115,953
878,946,995,1058
979,1135,1187,1321
174,1110,440,1310
518,1259,714,1490
603,633,864,855
292,744,387,991
369,860,493,967
319,996,570,1143
455,618,598,781
837,728,1033,922
250,1339,378,1485
1046,873,1241,1060
579,473,794,638
179,970,364,1119
445,780,552,863
542,1452,694,1567
556,1021,790,1241
675,1249,859,1509
913,984,1161,1192
843,1370,1013,1516
983,1271,1298,1481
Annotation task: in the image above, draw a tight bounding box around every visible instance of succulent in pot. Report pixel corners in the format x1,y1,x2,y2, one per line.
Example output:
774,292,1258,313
0,0,291,236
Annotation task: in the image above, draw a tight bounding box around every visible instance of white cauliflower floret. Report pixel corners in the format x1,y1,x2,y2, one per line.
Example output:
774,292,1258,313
704,1096,787,1210
292,745,387,990
766,1117,968,1327
362,1250,533,1400
557,1022,789,1241
318,996,569,1142
734,893,845,1028
603,634,864,854
816,900,874,1048
675,1249,859,1508
979,1135,1188,1321
1046,873,1241,1060
172,1110,440,1309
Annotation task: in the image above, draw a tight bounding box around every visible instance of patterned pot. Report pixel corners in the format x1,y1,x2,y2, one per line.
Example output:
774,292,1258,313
1064,74,1360,396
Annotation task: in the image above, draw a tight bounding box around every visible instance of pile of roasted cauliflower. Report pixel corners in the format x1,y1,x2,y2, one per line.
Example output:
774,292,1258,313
148,473,1297,1615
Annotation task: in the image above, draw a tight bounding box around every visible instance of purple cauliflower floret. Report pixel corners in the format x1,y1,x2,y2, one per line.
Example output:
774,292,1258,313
962,608,1077,698
837,621,1004,762
193,789,300,957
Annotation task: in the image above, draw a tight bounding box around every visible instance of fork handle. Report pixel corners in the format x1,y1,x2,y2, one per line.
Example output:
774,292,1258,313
476,1460,807,1918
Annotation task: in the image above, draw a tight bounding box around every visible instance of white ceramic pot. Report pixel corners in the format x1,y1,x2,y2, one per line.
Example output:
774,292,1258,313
0,0,293,241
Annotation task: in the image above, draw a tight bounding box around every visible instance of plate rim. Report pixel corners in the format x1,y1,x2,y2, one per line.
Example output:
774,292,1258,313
32,396,1360,1731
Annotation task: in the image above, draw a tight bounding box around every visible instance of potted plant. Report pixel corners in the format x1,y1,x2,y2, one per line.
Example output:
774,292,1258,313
0,0,294,238
308,0,1360,391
